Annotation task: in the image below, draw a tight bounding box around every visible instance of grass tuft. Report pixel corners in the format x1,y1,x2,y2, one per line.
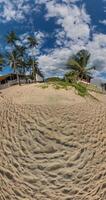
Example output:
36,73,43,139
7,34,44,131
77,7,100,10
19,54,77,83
73,82,88,97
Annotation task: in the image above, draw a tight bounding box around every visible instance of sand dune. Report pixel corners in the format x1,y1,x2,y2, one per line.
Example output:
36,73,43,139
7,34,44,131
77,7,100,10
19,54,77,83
0,85,106,200
1,84,87,105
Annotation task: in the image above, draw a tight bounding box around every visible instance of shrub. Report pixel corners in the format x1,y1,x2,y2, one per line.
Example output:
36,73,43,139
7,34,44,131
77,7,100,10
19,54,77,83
41,84,48,89
73,82,88,97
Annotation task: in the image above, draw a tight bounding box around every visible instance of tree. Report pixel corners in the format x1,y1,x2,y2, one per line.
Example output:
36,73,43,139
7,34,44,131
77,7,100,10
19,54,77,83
7,49,18,72
65,71,79,83
67,49,95,81
6,31,19,81
27,57,38,79
6,32,42,84
27,36,38,48
27,35,38,81
6,31,18,47
15,45,26,57
15,45,27,75
6,31,27,84
7,48,25,84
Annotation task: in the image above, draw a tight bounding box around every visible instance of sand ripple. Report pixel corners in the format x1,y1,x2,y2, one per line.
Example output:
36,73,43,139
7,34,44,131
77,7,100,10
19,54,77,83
0,97,106,200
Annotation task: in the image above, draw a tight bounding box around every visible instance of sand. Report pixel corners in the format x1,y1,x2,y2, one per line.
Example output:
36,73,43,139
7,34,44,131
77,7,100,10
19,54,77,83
0,84,106,200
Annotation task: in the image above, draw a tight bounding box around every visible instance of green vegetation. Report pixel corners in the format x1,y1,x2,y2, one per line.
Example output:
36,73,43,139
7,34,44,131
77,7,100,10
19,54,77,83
46,77,72,90
66,49,95,82
5,31,43,84
52,81,88,96
43,77,88,96
65,71,78,83
44,73,102,97
0,32,102,98
40,84,48,89
46,77,63,82
42,50,96,96
27,35,38,81
73,82,88,97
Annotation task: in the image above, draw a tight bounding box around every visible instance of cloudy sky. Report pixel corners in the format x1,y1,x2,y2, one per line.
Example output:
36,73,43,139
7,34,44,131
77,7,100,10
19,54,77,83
0,0,106,80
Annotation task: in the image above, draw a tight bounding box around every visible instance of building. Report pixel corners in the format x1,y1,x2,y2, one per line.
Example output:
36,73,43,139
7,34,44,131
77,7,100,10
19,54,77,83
36,73,44,82
0,74,17,89
0,73,17,83
0,72,44,89
101,83,106,91
79,74,93,83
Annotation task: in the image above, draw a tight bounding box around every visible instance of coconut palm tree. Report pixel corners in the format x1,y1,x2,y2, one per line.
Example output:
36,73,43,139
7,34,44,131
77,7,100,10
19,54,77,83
65,71,79,83
6,48,23,84
6,31,19,81
6,31,18,47
7,49,18,72
15,45,27,74
15,45,26,57
27,57,38,79
6,30,26,84
27,35,38,48
67,49,95,82
27,35,38,81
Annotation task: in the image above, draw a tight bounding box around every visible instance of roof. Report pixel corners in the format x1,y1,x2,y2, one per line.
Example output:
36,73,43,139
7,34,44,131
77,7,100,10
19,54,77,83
0,73,18,81
0,74,12,81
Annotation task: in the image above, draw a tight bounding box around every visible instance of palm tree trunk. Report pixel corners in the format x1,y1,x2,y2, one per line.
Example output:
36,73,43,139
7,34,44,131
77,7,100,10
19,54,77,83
19,75,21,86
16,72,20,85
32,59,36,82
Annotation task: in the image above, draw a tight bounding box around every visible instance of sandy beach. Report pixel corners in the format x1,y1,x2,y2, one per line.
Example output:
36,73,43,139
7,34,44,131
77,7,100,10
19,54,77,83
0,84,106,200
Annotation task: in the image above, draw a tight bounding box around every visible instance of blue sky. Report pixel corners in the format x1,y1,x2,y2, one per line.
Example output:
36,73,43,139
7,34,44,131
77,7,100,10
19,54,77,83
0,0,106,80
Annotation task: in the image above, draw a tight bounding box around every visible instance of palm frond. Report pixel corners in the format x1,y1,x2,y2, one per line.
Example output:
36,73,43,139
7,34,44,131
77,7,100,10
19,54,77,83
67,59,82,71
87,66,96,71
27,36,38,48
6,31,18,45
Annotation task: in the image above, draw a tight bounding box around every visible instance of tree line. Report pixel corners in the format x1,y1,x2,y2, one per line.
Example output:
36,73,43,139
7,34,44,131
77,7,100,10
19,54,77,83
0,31,95,85
0,31,43,84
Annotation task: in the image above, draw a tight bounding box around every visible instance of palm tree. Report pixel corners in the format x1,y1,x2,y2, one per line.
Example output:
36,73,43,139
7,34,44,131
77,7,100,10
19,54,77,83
15,45,26,75
67,49,95,82
6,31,18,47
27,35,38,48
7,48,22,84
6,31,19,82
65,71,79,83
7,49,17,73
27,35,38,81
6,31,26,84
15,45,26,57
27,57,38,79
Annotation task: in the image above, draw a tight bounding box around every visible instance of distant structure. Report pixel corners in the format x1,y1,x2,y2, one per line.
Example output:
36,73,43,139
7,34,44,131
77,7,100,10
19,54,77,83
0,74,17,89
79,75,92,83
101,83,106,91
0,72,44,89
36,73,44,82
65,72,93,84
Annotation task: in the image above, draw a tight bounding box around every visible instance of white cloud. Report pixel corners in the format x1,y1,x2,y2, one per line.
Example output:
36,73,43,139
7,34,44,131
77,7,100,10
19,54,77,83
38,48,71,77
0,0,31,22
99,19,106,25
36,0,106,79
0,0,106,80
36,1,90,76
44,2,90,43
87,34,106,74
